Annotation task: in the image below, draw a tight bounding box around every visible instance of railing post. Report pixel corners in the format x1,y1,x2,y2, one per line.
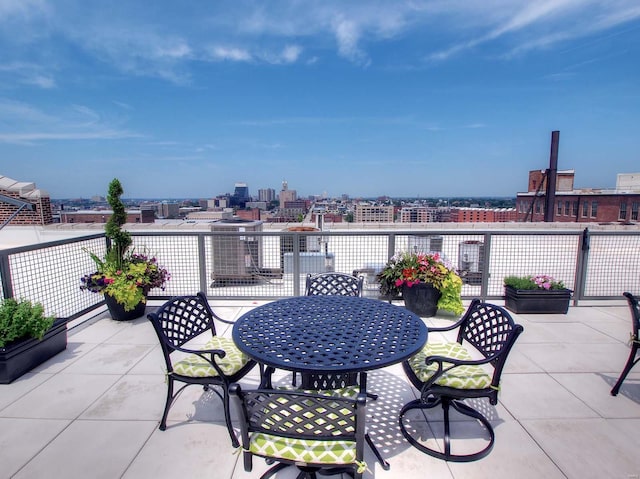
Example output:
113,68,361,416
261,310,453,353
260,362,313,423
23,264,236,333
480,232,492,301
0,252,13,299
198,234,208,294
293,232,301,296
573,228,590,304
387,233,396,260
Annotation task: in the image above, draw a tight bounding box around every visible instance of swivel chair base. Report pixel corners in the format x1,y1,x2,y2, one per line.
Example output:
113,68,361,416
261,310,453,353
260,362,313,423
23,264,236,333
399,397,495,462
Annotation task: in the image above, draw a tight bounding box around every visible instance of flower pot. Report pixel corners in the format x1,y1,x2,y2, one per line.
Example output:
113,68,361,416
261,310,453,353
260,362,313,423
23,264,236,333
0,318,67,384
402,283,442,317
104,294,147,321
504,285,572,314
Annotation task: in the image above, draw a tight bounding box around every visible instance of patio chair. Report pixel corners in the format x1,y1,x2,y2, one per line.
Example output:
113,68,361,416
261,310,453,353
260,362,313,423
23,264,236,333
399,299,524,462
230,383,367,479
611,292,640,396
305,272,364,296
147,292,257,447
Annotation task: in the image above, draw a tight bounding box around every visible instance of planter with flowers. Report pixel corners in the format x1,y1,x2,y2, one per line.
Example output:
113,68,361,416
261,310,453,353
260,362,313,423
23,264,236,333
377,251,464,317
80,178,170,321
503,275,572,314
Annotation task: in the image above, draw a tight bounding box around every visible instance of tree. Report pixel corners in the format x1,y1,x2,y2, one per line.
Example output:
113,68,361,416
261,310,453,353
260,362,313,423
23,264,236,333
105,178,131,268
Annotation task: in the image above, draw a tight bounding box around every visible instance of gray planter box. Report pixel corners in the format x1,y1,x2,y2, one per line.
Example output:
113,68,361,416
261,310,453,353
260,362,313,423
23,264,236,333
0,318,67,384
504,286,572,314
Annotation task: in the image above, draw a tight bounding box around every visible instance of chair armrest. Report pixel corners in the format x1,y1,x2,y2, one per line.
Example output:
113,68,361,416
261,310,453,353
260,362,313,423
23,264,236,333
169,342,229,377
420,353,497,390
426,316,467,333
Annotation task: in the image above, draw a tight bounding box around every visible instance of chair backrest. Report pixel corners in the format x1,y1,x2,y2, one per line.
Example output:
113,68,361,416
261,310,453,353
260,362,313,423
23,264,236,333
147,292,216,353
457,299,524,381
305,272,364,296
230,383,366,472
624,292,640,337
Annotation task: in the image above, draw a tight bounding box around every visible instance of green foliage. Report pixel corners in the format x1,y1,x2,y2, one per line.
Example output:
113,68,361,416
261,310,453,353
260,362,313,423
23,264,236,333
503,275,566,291
105,178,131,269
0,298,56,348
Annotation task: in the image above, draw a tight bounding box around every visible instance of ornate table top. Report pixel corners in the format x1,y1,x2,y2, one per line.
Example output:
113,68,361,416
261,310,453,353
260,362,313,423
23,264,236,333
232,296,428,374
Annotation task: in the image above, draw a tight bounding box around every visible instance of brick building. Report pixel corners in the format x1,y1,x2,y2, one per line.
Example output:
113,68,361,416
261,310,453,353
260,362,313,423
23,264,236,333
60,209,155,224
516,171,640,224
354,204,394,222
449,207,518,223
0,175,53,226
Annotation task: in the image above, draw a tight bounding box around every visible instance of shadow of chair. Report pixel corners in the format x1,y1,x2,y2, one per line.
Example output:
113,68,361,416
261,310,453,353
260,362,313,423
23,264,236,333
399,298,524,462
305,272,364,297
147,292,257,447
230,383,367,479
611,292,640,396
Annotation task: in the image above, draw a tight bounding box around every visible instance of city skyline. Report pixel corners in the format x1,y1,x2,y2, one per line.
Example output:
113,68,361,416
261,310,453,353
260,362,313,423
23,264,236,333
1,1,639,199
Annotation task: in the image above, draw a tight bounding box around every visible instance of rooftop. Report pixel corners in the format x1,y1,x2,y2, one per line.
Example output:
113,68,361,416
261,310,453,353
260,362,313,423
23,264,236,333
2,300,639,478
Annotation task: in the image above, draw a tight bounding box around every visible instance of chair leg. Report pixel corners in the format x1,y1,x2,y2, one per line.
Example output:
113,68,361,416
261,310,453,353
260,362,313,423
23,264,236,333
222,388,240,448
611,344,639,396
159,377,174,431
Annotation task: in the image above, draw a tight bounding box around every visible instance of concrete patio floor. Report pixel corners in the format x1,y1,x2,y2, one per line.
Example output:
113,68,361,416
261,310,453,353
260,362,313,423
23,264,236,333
1,300,640,479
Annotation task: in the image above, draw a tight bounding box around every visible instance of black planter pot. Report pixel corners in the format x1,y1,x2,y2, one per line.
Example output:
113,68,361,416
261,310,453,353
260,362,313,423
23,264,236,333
0,318,68,384
104,294,146,321
504,285,572,314
402,283,442,317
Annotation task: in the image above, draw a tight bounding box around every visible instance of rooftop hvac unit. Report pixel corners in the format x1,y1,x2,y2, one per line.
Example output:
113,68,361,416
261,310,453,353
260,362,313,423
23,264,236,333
408,235,443,253
458,240,484,285
280,227,321,272
210,219,263,285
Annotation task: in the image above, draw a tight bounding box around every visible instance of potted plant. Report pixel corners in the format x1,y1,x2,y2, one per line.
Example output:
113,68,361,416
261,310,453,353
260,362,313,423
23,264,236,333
0,298,66,384
503,274,572,314
80,178,170,320
377,251,464,317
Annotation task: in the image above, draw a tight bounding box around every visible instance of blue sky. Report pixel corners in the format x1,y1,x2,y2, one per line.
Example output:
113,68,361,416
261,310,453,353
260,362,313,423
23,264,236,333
1,1,639,199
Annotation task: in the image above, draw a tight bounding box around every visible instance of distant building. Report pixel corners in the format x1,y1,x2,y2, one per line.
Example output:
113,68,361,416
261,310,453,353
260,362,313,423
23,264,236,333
159,201,180,219
60,209,155,224
354,204,394,222
399,206,441,223
235,209,261,221
258,188,275,203
449,207,517,223
279,180,297,208
516,170,640,223
0,175,53,225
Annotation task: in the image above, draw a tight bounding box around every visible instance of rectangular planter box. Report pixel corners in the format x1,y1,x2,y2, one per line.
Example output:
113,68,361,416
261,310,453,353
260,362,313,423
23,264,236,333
504,286,572,314
0,318,68,384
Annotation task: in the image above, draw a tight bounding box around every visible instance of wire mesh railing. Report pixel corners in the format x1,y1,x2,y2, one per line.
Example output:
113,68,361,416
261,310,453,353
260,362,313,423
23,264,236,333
1,228,638,319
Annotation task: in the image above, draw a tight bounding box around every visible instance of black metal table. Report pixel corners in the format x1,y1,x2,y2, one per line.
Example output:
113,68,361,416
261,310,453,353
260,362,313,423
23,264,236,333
232,295,428,470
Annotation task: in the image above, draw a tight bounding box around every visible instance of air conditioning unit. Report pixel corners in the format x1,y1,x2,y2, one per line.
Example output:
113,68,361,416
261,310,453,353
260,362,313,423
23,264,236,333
210,219,263,284
408,235,443,253
458,240,484,285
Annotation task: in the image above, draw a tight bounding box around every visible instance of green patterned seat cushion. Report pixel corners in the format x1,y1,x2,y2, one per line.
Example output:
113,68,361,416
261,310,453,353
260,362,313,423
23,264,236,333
172,337,251,377
250,433,356,465
408,342,492,389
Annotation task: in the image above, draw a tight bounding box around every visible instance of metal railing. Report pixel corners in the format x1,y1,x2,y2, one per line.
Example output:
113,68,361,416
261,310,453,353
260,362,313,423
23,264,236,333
1,228,639,320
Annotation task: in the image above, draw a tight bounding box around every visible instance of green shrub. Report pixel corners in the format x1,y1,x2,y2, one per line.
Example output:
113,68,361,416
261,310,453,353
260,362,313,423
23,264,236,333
0,298,56,348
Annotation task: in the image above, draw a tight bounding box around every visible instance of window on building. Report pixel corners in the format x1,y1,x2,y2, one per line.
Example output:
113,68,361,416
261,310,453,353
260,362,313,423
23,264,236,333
632,202,639,221
564,201,570,216
572,201,578,217
557,202,562,216
535,201,541,214
619,202,628,220
591,201,598,218
582,201,588,217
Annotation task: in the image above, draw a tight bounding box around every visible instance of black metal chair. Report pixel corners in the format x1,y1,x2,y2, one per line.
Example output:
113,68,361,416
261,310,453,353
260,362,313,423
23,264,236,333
611,292,640,396
230,383,367,479
305,272,364,297
399,299,524,462
147,292,257,447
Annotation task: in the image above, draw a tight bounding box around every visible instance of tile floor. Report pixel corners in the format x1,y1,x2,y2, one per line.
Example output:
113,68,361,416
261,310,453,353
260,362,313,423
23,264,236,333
1,300,640,479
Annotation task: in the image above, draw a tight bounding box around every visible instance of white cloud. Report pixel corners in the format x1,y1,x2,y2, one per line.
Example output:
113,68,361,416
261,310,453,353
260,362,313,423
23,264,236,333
210,46,253,62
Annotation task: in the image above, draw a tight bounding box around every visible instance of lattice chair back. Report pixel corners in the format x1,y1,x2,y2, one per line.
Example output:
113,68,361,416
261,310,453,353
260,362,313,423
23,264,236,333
611,292,640,396
149,292,217,353
456,299,523,386
305,272,364,297
230,384,367,479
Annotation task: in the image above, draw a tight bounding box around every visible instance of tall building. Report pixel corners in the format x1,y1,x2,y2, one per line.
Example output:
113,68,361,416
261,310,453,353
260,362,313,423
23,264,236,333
231,182,250,208
258,188,275,202
279,180,297,208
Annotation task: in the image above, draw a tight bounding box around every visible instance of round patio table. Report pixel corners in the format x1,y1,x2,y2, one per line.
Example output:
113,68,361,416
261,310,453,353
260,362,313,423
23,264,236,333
232,295,428,375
